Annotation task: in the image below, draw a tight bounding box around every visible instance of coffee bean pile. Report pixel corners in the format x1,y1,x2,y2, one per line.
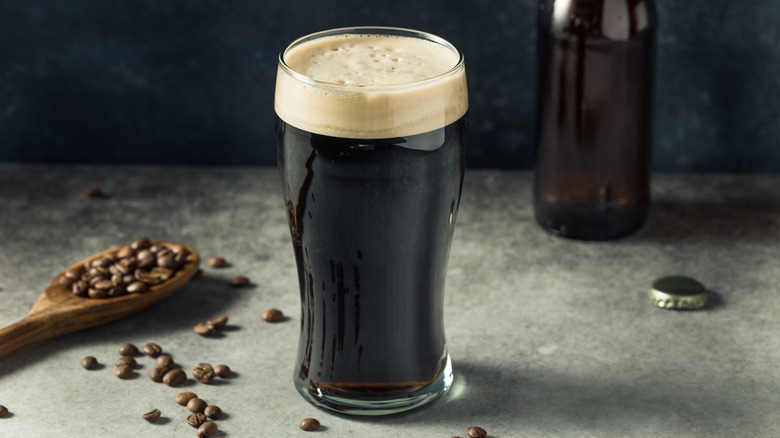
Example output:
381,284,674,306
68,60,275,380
177,392,224,437
80,341,240,436
62,248,338,436
59,237,193,299
96,342,188,386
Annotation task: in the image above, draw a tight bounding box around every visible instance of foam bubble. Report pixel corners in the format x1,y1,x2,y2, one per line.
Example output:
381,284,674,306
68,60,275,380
275,31,468,139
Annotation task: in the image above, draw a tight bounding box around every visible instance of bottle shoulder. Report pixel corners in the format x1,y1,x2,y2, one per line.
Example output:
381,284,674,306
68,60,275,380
538,0,656,41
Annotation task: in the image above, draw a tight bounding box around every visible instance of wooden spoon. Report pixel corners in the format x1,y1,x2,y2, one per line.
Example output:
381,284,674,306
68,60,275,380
0,241,200,360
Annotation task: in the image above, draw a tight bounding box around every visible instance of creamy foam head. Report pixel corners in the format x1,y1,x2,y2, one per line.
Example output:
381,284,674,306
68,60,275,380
275,28,468,139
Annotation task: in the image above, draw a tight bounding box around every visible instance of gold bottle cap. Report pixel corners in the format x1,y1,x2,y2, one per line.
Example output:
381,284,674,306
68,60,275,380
649,276,708,310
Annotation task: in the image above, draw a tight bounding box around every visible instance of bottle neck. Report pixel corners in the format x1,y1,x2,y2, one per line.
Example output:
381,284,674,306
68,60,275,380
541,0,656,41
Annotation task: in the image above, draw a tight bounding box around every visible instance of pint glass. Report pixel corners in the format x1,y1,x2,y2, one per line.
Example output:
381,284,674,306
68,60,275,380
274,27,468,415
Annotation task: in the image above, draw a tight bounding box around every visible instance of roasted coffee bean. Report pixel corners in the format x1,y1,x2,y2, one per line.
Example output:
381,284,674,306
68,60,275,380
89,277,107,289
64,268,82,280
143,409,161,423
122,274,135,285
88,266,109,278
119,343,140,356
207,316,228,330
131,237,152,250
187,397,208,414
108,264,122,276
59,275,75,287
150,266,174,281
110,273,124,286
92,256,114,269
299,417,321,431
192,268,204,279
214,364,231,378
261,308,284,322
204,405,222,420
208,256,227,268
174,249,190,267
126,281,148,294
149,367,169,383
81,356,99,370
72,280,89,297
88,288,107,299
467,426,487,438
136,250,156,269
163,368,186,387
197,421,217,438
106,285,126,297
116,356,137,368
86,187,103,197
93,279,113,290
193,322,214,336
175,392,198,406
0,404,9,417
192,363,215,384
114,365,134,379
187,412,208,428
157,255,177,269
156,354,174,369
157,248,177,268
143,343,163,357
116,257,138,274
231,275,250,287
135,269,163,285
116,245,135,259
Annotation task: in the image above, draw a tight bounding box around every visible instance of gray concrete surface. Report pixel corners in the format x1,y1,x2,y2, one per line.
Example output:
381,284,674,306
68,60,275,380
1,164,779,437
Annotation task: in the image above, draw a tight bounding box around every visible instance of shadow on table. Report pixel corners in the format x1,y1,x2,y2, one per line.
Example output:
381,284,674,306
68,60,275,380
351,360,754,436
635,198,780,243
0,275,244,379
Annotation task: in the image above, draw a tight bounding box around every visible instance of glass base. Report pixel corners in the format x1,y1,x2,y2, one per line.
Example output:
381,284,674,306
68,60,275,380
294,354,454,416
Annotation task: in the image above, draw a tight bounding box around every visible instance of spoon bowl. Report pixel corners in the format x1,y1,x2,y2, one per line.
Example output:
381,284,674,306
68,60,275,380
0,241,200,360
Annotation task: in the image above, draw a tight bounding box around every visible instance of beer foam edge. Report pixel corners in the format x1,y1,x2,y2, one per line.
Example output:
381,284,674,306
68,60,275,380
275,34,468,139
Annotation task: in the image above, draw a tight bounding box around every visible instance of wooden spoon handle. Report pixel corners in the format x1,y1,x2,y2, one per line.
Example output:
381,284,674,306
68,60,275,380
0,316,50,360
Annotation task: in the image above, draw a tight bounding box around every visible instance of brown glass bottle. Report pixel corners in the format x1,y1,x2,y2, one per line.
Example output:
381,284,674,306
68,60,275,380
534,0,656,240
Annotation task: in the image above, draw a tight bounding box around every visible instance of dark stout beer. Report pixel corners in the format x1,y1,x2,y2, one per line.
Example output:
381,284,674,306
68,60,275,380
277,115,466,410
534,0,656,240
275,27,468,414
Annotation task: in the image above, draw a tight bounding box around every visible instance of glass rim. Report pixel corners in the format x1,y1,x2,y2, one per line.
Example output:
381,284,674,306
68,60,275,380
277,26,465,91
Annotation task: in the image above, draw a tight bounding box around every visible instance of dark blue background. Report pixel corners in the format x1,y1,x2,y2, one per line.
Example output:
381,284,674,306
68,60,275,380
1,0,778,171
